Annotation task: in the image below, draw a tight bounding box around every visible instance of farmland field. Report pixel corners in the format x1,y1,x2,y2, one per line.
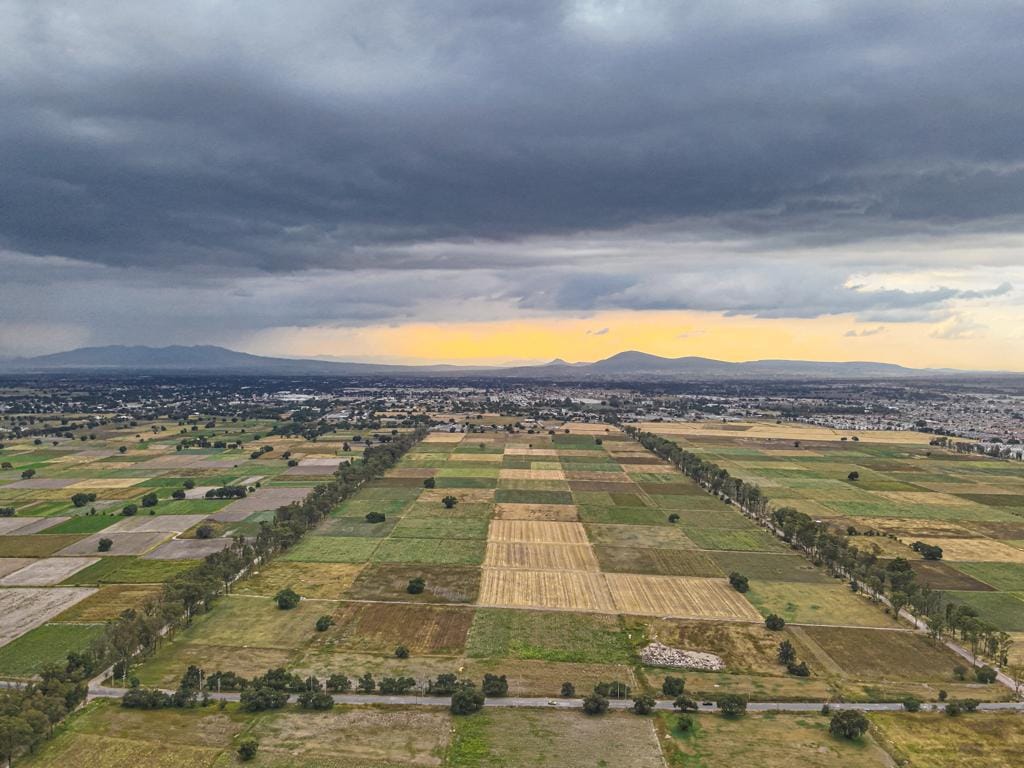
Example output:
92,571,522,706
112,421,1023,707
645,419,1024,636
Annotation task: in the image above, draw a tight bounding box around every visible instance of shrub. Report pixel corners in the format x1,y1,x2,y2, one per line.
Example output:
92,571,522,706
394,645,409,658
717,693,747,717
911,540,943,560
560,682,575,697
902,696,922,712
0,507,14,517
195,523,216,539
239,687,289,712
326,674,351,693
407,576,426,595
237,739,259,761
787,661,810,677
71,492,96,508
777,640,797,665
847,471,860,481
938,689,948,701
365,511,386,523
275,588,300,610
481,673,508,697
97,537,113,552
674,695,698,712
121,503,138,516
662,676,685,696
728,572,749,593
296,690,334,710
676,713,694,732
632,694,657,715
582,693,609,715
442,495,458,509
451,684,485,715
183,479,196,489
379,676,416,695
829,709,869,739
667,513,680,523
975,665,998,684
315,615,334,632
423,477,436,489
356,673,376,694
765,614,786,631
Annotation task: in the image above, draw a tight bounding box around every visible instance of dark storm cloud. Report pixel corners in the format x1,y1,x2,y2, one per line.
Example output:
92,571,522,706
4,1,1024,272
1,1,1024,350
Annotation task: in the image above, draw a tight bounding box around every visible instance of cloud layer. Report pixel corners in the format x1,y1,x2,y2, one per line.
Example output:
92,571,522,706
1,1,1022,355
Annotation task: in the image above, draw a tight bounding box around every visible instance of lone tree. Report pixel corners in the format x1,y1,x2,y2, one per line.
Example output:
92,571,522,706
451,684,485,715
668,513,680,523
765,614,786,631
829,710,869,739
632,694,657,715
395,645,410,659
728,572,749,593
560,682,575,697
423,477,436,489
407,576,426,595
662,676,685,696
778,640,797,666
315,615,334,632
717,693,748,717
847,471,860,481
237,739,259,761
97,537,113,552
481,673,508,697
275,588,300,610
364,511,386,523
582,692,609,715
442,495,458,509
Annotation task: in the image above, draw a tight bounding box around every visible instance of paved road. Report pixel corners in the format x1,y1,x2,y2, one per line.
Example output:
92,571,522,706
86,684,1024,713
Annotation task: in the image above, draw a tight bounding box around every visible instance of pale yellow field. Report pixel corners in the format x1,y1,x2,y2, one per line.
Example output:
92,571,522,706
478,568,617,612
488,520,589,544
635,420,939,444
422,433,464,443
484,542,600,571
876,491,976,507
497,469,566,480
620,464,676,473
908,538,1024,563
493,503,580,522
69,478,148,489
560,423,619,435
605,574,762,621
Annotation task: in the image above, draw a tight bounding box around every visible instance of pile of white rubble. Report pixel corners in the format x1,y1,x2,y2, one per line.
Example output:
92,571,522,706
640,642,725,671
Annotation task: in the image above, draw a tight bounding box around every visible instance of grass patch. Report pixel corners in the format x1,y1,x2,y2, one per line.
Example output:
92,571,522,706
466,608,632,663
283,536,381,563
60,556,199,585
0,623,106,678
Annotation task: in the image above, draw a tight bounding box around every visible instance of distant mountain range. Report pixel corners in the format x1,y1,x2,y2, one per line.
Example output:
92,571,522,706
0,344,983,380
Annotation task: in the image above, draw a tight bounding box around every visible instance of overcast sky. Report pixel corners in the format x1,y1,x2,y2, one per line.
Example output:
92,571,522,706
2,1,1023,367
